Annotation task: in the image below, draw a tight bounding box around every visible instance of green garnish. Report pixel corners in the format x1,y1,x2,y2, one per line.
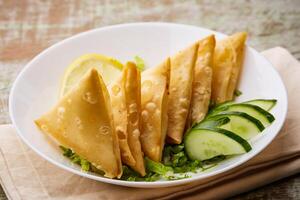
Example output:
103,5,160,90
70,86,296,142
166,174,191,180
162,144,203,173
134,56,145,71
234,89,243,97
60,144,225,182
121,165,161,182
145,157,173,175
60,145,73,157
80,159,91,171
59,146,91,172
209,100,216,110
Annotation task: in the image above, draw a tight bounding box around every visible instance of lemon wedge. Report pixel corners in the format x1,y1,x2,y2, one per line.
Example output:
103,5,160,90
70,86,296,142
59,54,123,97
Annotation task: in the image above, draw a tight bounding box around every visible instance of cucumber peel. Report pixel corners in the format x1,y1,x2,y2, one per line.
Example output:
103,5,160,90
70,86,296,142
210,103,275,126
244,99,277,111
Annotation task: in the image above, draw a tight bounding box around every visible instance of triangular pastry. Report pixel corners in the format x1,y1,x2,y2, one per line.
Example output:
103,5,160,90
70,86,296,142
187,35,215,126
35,69,122,178
167,42,199,144
140,58,170,162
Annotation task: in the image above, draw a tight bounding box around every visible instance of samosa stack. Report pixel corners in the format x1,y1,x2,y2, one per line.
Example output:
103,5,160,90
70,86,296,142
35,32,247,177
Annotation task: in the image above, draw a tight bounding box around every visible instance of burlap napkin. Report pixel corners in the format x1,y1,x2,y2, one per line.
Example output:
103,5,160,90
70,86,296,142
1,47,300,200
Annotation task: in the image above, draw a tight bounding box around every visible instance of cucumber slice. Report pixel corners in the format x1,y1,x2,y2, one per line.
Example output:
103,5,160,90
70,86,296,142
244,99,277,111
194,117,230,129
184,128,252,161
209,99,277,114
208,101,233,114
203,112,265,139
210,104,275,126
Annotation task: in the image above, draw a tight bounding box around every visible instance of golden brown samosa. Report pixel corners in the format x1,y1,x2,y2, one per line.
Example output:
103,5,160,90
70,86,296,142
108,76,136,167
226,32,247,100
187,35,215,126
123,62,146,176
140,58,170,162
211,32,247,104
167,42,199,144
35,69,122,178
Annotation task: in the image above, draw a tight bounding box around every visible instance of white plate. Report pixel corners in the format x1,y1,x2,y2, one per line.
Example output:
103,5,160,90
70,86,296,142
9,22,288,188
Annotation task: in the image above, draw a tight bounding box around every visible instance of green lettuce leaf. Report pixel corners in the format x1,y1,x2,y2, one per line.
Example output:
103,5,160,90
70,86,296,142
59,146,91,172
145,157,173,175
234,89,242,97
134,56,145,71
60,144,225,182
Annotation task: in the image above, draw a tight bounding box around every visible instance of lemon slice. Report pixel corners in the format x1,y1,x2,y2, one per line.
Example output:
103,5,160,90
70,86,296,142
60,54,123,97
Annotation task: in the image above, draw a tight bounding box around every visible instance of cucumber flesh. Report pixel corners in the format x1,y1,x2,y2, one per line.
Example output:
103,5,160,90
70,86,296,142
184,128,252,161
209,112,264,139
244,99,277,111
210,104,274,127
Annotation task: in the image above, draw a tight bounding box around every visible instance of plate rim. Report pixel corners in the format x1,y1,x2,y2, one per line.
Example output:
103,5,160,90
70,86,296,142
9,22,288,188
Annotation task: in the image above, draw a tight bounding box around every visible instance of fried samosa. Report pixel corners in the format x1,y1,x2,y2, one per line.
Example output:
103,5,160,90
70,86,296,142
35,69,122,178
167,42,199,144
187,35,215,127
211,32,247,104
123,62,146,176
108,76,136,167
226,32,247,100
140,58,170,162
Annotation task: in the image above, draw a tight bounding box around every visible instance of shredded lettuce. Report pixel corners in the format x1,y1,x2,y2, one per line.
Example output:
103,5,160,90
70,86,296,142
60,144,225,182
162,144,203,173
121,165,161,182
134,56,145,71
209,100,216,110
59,146,91,172
145,157,173,175
234,89,242,97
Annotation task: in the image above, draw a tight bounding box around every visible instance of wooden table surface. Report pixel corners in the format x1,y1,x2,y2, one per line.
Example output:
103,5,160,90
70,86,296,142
0,0,299,199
